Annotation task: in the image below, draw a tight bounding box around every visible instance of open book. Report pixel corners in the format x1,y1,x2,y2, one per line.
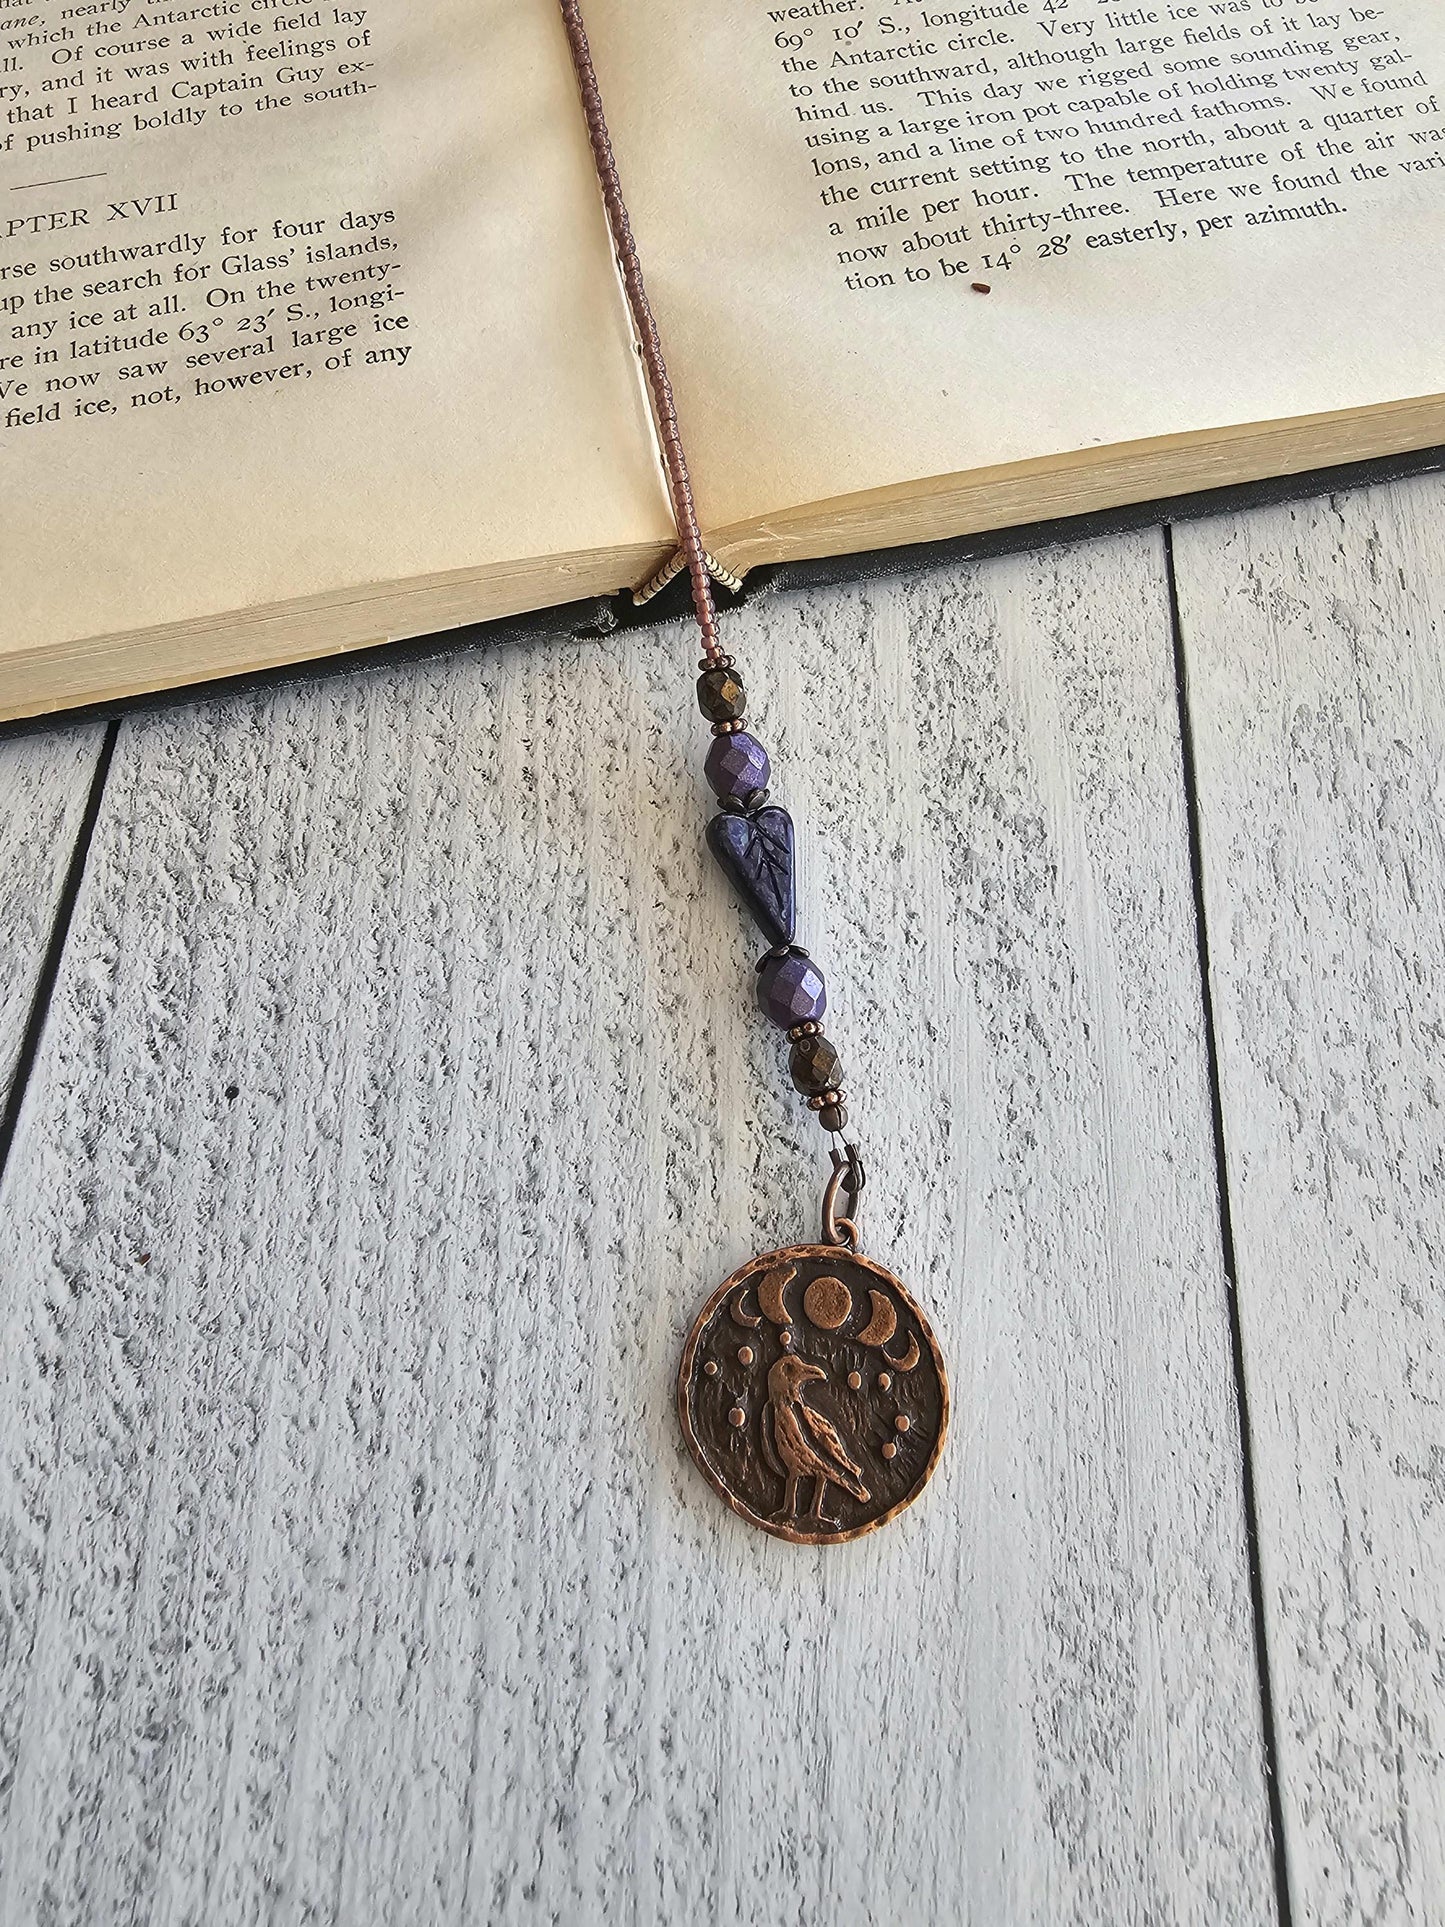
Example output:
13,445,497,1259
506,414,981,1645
4,0,1443,721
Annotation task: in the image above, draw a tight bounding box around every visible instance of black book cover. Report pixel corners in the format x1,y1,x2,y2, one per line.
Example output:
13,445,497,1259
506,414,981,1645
6,441,1441,739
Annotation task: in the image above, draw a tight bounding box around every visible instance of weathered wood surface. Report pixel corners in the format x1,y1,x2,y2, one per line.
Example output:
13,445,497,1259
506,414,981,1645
1175,474,1445,1927
0,726,105,1112
0,534,1276,1924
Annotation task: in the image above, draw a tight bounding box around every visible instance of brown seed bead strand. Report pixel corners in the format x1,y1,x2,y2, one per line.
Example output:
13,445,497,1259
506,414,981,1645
558,0,858,1149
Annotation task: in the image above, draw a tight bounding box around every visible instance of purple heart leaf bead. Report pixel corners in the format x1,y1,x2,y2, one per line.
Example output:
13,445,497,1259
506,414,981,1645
705,806,796,948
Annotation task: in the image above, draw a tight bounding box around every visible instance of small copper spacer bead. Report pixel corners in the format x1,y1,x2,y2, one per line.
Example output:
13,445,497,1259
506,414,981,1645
806,1093,828,1112
787,1020,822,1041
711,718,743,736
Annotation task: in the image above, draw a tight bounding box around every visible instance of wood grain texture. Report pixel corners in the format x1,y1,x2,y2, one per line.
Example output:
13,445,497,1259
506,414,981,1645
0,542,1273,1924
0,726,105,1111
1175,475,1445,1926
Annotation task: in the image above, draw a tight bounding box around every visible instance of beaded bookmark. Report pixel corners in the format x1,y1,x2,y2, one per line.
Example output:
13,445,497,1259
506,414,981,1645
559,0,947,1543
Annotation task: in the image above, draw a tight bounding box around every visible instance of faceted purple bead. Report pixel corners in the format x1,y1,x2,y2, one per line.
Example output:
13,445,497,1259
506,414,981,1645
704,730,770,800
758,952,827,1028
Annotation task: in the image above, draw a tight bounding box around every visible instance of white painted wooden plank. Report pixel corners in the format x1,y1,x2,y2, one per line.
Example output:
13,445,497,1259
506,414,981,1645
1174,474,1445,1927
0,726,105,1112
0,542,1273,1925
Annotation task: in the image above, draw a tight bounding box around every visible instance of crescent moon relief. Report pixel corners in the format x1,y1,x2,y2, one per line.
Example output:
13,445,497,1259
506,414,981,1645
854,1289,898,1350
885,1332,922,1373
730,1288,762,1329
756,1263,796,1326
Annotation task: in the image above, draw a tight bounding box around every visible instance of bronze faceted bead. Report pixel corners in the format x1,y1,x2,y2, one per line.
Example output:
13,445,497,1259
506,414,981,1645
790,1031,843,1097
697,666,746,723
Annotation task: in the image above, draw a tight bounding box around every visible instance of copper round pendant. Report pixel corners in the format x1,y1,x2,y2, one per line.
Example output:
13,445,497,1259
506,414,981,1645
678,1244,948,1544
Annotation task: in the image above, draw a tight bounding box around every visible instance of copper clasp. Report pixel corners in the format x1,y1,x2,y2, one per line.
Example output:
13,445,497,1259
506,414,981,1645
821,1143,865,1250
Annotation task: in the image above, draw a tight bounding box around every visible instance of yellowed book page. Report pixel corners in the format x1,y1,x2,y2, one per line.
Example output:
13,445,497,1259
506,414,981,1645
585,0,1445,531
1,0,669,657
